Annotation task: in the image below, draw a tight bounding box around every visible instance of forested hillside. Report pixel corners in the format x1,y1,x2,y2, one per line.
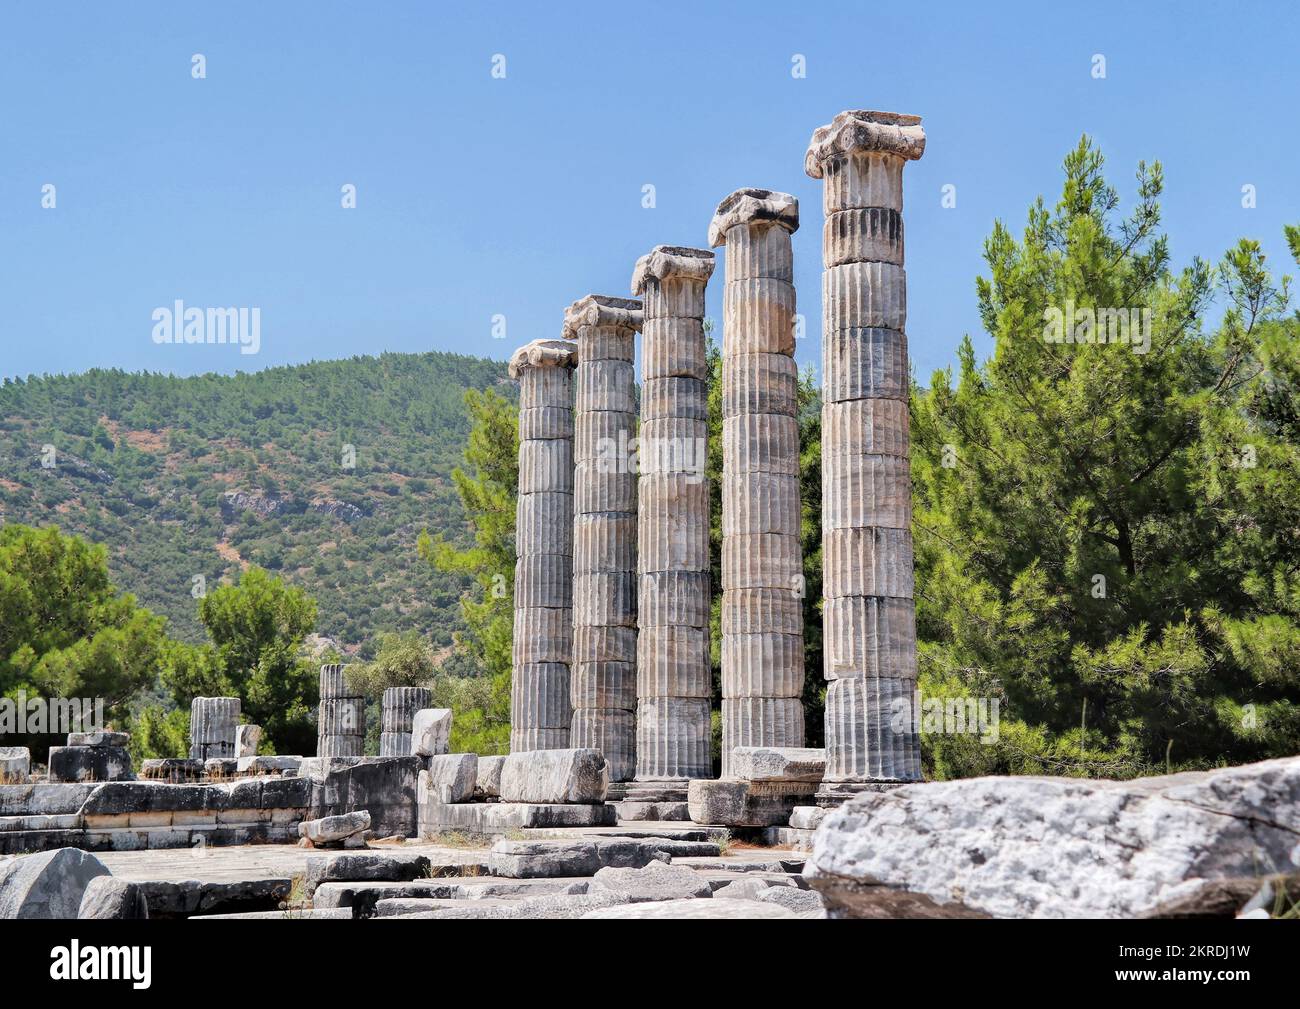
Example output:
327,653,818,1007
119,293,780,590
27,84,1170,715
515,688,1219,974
0,352,511,654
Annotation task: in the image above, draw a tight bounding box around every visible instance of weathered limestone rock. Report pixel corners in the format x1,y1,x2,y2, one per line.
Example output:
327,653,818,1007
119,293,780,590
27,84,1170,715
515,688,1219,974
582,897,797,919
303,851,435,898
0,746,31,782
687,778,808,827
498,748,607,803
420,753,478,804
564,294,643,781
298,809,371,846
139,757,204,783
0,847,110,918
318,663,365,758
419,797,617,835
711,190,806,777
189,696,240,761
303,755,422,839
380,687,430,757
77,876,149,919
237,754,302,775
758,885,826,917
235,724,262,758
730,746,825,783
789,805,829,830
808,757,1300,919
632,247,715,784
806,110,925,801
47,745,134,783
486,835,697,879
475,754,506,798
488,839,605,879
588,861,713,902
411,708,453,757
511,338,579,753
66,730,130,748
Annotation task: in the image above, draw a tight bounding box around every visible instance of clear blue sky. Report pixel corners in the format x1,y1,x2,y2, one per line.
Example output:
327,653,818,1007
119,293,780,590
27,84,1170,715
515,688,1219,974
2,1,1297,384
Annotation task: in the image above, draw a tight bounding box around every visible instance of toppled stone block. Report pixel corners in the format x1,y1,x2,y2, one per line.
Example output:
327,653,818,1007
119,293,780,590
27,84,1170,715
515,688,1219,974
486,836,704,879
713,876,793,901
77,876,149,919
66,731,130,748
757,885,826,917
730,747,825,783
808,756,1300,919
299,809,371,847
419,797,617,836
489,840,602,879
581,897,798,919
788,805,828,830
421,753,477,804
303,851,436,898
140,758,205,783
411,708,453,757
137,877,291,917
0,847,111,918
237,755,302,776
235,724,263,758
688,778,800,827
475,754,506,798
498,748,607,804
589,861,713,903
47,745,134,783
0,746,30,782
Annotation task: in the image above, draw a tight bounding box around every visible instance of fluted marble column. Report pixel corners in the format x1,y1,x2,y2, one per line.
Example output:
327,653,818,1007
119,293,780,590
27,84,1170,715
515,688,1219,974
806,110,924,799
318,663,365,757
709,190,806,778
189,696,239,761
564,295,643,781
509,338,578,752
632,246,715,783
381,686,430,756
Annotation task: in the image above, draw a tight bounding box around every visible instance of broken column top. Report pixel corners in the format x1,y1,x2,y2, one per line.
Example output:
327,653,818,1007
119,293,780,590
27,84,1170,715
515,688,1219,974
804,109,926,178
707,188,800,247
561,294,644,340
508,338,578,378
631,245,716,295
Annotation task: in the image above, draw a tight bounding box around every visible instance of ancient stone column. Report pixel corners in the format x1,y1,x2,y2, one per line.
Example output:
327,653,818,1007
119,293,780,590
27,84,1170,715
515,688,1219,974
509,338,578,752
806,110,925,800
189,696,239,761
318,663,365,758
380,686,431,757
632,247,715,784
709,190,806,778
563,295,643,782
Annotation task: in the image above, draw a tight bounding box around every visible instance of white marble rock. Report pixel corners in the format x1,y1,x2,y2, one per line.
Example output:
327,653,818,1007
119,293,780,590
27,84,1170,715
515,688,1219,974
410,708,453,757
420,753,478,804
588,861,713,903
498,748,607,804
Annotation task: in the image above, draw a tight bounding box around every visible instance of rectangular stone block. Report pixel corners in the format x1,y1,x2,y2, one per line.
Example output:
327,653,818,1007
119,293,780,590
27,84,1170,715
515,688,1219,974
498,748,608,804
729,747,825,783
420,754,478,804
411,708,453,757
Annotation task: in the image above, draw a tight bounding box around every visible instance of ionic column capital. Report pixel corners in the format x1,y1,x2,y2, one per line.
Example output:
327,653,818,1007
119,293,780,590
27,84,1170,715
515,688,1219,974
804,110,926,178
708,188,800,248
561,295,644,340
508,338,578,379
631,246,715,295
